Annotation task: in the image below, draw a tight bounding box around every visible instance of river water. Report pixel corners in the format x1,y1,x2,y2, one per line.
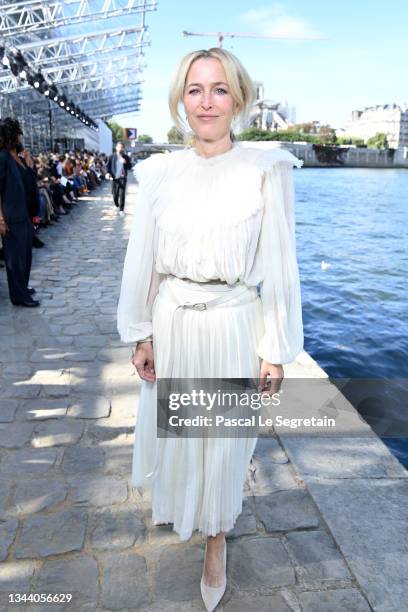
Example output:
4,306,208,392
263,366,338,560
295,167,408,467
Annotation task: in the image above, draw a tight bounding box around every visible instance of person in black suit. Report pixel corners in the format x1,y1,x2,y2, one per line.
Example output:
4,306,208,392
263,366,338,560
20,148,45,249
0,118,39,307
106,142,132,216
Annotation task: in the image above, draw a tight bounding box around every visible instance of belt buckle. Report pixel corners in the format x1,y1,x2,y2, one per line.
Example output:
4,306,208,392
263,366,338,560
182,301,207,311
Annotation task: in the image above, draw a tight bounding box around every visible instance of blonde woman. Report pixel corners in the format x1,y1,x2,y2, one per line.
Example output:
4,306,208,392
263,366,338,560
117,48,304,611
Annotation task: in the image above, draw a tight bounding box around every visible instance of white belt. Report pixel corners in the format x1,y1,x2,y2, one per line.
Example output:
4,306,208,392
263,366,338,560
144,278,252,481
160,279,250,376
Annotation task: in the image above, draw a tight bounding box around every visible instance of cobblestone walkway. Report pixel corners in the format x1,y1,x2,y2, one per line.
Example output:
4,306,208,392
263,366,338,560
0,178,372,611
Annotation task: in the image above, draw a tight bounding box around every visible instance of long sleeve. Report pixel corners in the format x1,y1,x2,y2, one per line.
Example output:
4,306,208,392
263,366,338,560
255,151,304,364
124,154,133,172
116,154,167,344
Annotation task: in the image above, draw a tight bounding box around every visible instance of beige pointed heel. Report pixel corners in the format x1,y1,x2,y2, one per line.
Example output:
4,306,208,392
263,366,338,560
200,538,227,611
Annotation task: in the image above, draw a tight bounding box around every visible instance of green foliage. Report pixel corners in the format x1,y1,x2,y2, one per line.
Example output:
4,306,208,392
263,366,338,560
106,121,125,144
337,136,366,146
366,132,389,149
237,127,333,144
167,125,184,144
236,127,272,141
318,124,337,143
291,122,318,134
137,134,153,143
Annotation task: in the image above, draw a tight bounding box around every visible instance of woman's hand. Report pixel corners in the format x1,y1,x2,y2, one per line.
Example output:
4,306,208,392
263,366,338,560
131,341,156,383
258,361,284,395
23,149,34,169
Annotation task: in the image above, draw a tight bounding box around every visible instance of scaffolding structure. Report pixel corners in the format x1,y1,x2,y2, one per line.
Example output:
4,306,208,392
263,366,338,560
0,0,157,151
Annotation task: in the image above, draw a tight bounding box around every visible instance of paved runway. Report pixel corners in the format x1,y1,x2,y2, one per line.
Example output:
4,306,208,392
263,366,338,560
0,177,372,611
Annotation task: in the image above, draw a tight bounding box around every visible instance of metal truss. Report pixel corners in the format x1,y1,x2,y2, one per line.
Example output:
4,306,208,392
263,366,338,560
20,104,140,123
0,0,157,38
0,52,145,89
73,84,143,104
47,92,142,115
9,82,143,109
79,95,142,110
97,104,140,117
0,0,155,144
5,90,142,127
14,26,149,68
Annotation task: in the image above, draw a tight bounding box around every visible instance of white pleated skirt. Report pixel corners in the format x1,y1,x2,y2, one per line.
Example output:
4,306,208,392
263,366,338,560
131,275,265,541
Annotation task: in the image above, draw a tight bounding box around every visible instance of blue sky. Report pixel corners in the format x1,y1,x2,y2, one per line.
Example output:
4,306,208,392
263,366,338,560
114,0,407,142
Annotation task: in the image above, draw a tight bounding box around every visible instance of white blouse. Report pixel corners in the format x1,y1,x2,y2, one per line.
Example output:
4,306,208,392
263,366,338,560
117,141,304,365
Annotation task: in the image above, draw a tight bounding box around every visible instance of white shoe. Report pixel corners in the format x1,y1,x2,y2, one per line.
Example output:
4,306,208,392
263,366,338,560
200,539,227,611
119,210,125,217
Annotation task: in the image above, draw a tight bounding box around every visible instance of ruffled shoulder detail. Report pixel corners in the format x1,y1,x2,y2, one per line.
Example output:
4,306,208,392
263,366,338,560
155,146,267,232
243,146,304,170
133,152,170,194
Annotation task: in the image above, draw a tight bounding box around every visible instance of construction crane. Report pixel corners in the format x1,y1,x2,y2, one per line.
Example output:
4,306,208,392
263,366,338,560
182,30,328,47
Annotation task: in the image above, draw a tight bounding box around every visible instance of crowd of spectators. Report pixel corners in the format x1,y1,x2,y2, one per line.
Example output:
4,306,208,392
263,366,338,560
0,116,112,306
32,150,109,230
2,149,109,251
0,115,143,307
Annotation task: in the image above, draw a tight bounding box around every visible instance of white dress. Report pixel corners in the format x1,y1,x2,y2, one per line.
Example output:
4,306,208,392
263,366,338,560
117,141,304,541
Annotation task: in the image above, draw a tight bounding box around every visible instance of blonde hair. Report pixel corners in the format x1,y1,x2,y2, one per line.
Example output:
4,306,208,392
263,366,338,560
168,48,257,146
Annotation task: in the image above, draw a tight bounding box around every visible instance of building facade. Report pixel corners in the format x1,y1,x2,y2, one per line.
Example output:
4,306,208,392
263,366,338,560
344,103,408,148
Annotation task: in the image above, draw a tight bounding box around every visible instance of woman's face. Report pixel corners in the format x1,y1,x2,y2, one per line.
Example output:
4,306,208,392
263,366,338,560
183,58,237,143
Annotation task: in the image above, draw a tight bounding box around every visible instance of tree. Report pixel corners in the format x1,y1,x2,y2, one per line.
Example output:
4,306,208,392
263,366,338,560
367,132,389,149
337,136,365,147
237,127,271,141
137,134,153,143
238,127,315,143
106,121,125,143
167,125,184,144
318,124,337,144
292,122,318,134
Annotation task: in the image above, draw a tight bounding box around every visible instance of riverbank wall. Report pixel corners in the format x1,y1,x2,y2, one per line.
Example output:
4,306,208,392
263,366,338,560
245,141,408,169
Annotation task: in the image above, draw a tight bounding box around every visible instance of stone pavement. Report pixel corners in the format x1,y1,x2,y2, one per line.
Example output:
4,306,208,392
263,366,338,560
0,175,401,611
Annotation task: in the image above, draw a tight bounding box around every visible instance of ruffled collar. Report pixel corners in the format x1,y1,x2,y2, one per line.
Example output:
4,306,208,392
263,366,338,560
187,141,242,165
